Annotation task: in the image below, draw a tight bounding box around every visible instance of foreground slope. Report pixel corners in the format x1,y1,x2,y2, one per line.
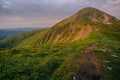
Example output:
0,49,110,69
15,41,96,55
0,7,120,80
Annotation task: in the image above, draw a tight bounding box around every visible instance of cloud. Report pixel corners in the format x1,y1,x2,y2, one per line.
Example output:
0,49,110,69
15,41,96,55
0,0,120,28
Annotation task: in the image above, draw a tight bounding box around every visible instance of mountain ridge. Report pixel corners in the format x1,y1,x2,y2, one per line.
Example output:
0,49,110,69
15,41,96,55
37,7,120,43
0,7,120,48
0,7,120,80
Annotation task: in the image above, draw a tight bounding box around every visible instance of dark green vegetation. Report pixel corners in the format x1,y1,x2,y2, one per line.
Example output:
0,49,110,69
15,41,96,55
0,7,120,80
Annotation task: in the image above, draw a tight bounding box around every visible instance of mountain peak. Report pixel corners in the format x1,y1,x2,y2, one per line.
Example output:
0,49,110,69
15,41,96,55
81,7,99,10
72,7,119,25
0,7,119,48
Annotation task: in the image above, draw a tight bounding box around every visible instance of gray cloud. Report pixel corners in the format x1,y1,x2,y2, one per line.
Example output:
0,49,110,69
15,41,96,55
0,0,120,28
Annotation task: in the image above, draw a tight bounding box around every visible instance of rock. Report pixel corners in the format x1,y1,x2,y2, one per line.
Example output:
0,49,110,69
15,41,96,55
103,61,110,63
73,76,76,80
107,66,112,71
85,50,88,53
111,54,118,58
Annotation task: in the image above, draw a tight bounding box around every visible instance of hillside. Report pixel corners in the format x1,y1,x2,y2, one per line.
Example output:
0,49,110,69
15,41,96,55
0,7,120,48
0,7,120,80
0,29,48,48
40,7,120,43
17,7,120,45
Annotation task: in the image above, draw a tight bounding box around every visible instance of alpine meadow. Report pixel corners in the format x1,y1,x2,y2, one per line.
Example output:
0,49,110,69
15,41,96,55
0,4,120,80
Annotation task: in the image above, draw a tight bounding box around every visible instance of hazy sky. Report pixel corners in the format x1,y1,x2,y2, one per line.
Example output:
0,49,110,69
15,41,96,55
0,0,120,29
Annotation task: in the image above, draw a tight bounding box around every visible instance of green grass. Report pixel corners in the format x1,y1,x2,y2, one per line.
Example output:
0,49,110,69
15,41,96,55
0,33,119,80
0,7,120,80
0,26,120,80
0,38,97,80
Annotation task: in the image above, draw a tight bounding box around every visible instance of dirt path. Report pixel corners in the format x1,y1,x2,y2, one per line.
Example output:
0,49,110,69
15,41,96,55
78,43,103,80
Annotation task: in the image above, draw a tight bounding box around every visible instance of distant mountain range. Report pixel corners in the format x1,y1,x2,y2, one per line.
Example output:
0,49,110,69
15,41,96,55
0,28,44,40
1,27,45,31
0,30,25,40
0,7,120,80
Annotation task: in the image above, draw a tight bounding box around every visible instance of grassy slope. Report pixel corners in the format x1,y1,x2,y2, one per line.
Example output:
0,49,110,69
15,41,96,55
0,7,120,80
0,37,97,80
16,29,49,48
0,29,49,49
0,29,120,80
0,7,120,49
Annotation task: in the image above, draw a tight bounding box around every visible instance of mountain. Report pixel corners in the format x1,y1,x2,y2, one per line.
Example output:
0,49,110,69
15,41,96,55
0,28,44,40
0,7,120,80
40,7,120,43
0,7,119,48
3,27,46,31
0,30,25,40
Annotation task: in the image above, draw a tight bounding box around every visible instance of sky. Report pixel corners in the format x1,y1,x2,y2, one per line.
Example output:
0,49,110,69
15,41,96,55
0,0,120,29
